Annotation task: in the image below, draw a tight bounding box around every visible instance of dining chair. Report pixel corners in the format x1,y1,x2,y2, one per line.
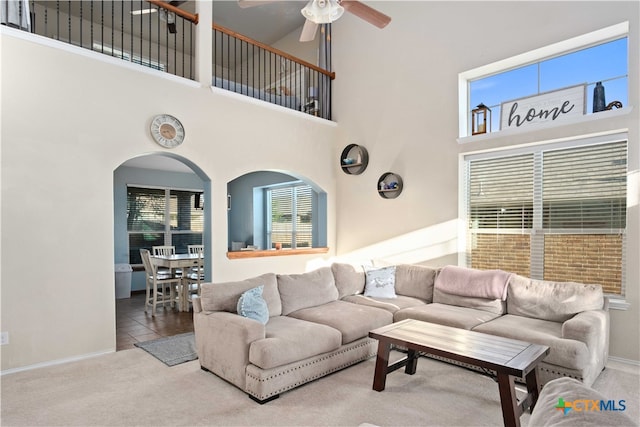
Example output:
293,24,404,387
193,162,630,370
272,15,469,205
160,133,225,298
187,244,204,255
152,245,179,276
140,249,181,316
152,245,175,256
183,245,205,310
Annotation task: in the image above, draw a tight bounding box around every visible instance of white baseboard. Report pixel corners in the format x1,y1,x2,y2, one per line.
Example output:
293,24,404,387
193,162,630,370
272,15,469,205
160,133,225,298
608,356,640,366
607,356,640,375
1,349,115,376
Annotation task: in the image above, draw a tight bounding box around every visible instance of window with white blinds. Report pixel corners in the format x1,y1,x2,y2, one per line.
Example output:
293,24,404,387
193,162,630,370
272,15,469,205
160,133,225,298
127,186,204,264
267,184,313,249
465,138,627,295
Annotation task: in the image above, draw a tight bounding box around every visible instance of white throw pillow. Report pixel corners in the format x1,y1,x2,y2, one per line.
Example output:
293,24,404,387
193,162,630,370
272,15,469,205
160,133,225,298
363,266,397,299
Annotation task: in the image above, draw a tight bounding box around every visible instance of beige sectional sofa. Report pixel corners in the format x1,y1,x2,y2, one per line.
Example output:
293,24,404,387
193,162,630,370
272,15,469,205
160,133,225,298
192,263,609,403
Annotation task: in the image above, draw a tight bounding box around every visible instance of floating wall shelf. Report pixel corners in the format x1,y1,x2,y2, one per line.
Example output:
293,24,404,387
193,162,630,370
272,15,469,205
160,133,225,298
340,144,369,175
377,172,403,199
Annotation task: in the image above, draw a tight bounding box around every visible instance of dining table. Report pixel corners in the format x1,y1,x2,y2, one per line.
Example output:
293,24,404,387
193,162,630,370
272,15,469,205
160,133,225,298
151,253,203,312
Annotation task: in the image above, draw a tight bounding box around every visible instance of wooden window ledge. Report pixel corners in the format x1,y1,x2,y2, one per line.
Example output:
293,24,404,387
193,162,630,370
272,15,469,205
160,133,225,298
227,247,329,259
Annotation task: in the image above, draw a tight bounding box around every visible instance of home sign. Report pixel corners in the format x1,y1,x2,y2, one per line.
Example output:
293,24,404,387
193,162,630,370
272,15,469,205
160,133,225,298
500,84,586,130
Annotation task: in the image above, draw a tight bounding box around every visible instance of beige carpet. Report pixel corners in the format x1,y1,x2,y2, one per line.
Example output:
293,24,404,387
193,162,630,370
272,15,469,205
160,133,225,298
1,348,638,426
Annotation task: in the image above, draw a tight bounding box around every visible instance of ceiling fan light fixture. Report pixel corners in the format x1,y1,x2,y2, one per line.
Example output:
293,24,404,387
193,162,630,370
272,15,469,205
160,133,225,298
301,0,344,24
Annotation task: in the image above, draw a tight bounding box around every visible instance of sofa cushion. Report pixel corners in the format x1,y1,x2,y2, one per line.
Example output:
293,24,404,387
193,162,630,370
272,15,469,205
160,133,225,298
507,275,604,322
200,273,282,317
278,267,338,316
529,377,636,426
394,264,437,302
249,316,342,370
472,314,589,370
342,294,427,314
435,265,511,300
363,265,397,298
394,303,500,329
288,300,393,344
331,263,365,298
237,286,269,324
433,288,505,315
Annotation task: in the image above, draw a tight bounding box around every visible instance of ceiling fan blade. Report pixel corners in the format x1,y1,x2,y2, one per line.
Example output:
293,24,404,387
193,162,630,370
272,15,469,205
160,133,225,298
237,0,280,9
299,19,319,42
341,0,391,29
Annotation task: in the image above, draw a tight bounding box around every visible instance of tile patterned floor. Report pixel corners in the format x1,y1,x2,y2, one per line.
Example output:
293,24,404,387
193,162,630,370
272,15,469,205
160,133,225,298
115,292,194,351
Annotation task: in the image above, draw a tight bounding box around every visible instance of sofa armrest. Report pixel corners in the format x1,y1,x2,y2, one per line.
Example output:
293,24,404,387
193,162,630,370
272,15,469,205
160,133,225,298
192,296,203,313
194,310,266,390
562,309,609,360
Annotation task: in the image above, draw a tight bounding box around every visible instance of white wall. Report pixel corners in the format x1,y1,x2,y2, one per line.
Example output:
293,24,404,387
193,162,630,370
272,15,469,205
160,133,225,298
331,1,639,362
0,29,337,371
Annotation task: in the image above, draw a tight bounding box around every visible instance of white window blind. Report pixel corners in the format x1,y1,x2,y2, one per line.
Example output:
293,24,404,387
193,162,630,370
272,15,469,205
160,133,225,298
466,139,627,295
268,184,313,249
127,186,203,264
542,143,627,231
469,154,534,230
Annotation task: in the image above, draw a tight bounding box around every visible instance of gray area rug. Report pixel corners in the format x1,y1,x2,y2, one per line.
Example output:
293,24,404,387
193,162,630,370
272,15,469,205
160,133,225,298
134,332,197,366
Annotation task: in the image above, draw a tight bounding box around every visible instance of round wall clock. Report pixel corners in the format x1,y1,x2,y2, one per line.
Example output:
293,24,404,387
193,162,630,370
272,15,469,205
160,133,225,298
150,114,185,148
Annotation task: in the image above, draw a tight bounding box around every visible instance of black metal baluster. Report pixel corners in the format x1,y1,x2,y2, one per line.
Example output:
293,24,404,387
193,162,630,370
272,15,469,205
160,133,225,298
43,3,48,38
252,44,256,99
120,1,124,59
78,0,82,47
240,40,244,97
182,20,185,78
233,35,236,89
100,1,104,52
128,2,132,59
138,0,142,66
67,1,70,45
213,27,216,84
110,1,114,55
89,2,94,50
55,1,59,40
148,1,151,68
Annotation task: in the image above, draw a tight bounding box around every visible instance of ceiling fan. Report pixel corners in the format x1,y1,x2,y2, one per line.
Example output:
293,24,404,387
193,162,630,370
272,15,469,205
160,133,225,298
238,0,391,42
130,0,187,33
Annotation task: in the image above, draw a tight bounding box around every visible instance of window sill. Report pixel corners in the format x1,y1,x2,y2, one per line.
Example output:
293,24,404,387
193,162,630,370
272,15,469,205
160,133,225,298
226,247,329,259
608,298,631,311
457,106,633,144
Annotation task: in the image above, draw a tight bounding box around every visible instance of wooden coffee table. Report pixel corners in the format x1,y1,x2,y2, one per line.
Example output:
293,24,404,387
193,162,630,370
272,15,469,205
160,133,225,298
369,319,549,427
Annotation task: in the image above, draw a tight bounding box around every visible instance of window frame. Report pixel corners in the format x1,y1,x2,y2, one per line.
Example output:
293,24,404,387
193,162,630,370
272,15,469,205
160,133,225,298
127,184,204,265
264,181,314,250
460,132,628,302
458,22,629,138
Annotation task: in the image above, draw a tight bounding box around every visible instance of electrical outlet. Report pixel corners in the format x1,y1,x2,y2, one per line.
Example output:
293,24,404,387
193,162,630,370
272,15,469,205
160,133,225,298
0,332,9,345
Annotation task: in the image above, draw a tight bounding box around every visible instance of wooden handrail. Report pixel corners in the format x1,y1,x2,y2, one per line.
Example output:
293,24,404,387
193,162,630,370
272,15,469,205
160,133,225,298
213,22,335,80
146,1,333,80
147,0,199,24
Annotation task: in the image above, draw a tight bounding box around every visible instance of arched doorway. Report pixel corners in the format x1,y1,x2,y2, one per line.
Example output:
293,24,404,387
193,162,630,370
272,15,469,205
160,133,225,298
113,153,211,351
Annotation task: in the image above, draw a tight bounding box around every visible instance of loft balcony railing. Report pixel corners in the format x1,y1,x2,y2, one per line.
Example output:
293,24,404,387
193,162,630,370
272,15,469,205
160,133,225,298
2,1,333,119
8,0,197,79
212,23,334,120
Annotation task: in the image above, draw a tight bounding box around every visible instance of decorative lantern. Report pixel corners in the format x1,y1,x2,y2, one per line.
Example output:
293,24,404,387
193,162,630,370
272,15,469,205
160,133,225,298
472,103,491,135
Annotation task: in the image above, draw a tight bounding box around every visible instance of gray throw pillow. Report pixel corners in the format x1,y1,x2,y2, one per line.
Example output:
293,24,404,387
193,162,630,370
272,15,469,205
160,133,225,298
237,285,269,324
364,266,397,299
